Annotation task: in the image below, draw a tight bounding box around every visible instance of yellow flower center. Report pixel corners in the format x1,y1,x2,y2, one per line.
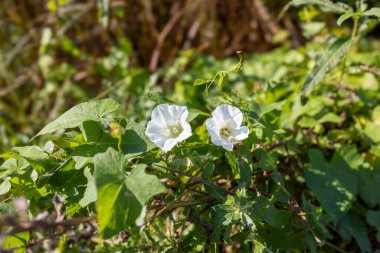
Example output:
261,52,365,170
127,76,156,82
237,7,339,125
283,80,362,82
170,125,183,137
220,127,231,139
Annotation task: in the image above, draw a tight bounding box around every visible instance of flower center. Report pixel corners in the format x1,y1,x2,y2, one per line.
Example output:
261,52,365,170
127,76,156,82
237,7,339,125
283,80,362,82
220,127,231,139
169,124,183,137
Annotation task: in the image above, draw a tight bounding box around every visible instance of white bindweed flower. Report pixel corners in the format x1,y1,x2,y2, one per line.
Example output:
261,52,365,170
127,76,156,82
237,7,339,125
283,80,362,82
145,104,192,153
206,104,249,151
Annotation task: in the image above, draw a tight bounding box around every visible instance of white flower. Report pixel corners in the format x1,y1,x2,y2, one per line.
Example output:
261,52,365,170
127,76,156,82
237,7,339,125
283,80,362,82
206,104,249,151
145,104,192,153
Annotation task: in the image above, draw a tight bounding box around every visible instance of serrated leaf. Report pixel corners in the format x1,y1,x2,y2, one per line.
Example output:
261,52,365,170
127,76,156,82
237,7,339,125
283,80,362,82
225,148,252,188
33,98,120,139
203,164,224,200
337,12,355,26
301,38,352,103
363,7,380,18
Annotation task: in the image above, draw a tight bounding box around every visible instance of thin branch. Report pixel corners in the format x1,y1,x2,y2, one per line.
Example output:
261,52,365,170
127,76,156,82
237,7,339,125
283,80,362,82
152,164,232,196
0,216,96,238
267,141,286,151
147,196,215,210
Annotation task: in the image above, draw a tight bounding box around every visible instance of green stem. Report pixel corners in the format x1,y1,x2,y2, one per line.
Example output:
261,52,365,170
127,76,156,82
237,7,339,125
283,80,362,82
117,137,122,152
340,14,360,82
351,15,359,42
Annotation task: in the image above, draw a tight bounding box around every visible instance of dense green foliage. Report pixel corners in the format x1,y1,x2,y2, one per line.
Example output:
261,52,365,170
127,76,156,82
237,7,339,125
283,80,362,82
1,0,380,252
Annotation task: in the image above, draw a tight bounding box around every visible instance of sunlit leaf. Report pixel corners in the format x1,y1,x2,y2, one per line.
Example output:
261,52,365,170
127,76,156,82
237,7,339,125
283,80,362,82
33,99,120,139
301,38,352,104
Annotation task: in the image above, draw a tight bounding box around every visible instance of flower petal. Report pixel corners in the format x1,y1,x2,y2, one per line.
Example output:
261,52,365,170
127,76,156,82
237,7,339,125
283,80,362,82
146,120,170,137
163,138,179,153
222,142,234,151
231,126,249,141
169,105,187,121
212,104,243,126
206,118,221,141
146,104,192,152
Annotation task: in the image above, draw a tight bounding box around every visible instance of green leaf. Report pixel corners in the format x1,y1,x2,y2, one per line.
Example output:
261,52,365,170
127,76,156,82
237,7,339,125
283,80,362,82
305,146,361,221
188,108,200,122
123,120,155,155
0,177,11,195
4,232,30,253
363,122,380,143
94,148,141,238
257,224,304,250
339,212,371,252
193,79,212,86
255,149,277,171
33,98,120,139
147,91,173,104
337,12,355,26
358,162,380,207
217,73,226,90
286,0,352,14
12,146,51,174
318,112,342,124
73,121,119,157
226,148,253,188
363,7,380,18
79,167,97,207
203,164,224,200
301,38,352,103
367,210,380,242
125,164,165,205
250,101,285,118
0,202,15,215
94,148,164,238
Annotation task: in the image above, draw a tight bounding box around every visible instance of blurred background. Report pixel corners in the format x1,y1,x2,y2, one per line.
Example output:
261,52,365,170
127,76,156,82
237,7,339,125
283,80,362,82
1,0,380,151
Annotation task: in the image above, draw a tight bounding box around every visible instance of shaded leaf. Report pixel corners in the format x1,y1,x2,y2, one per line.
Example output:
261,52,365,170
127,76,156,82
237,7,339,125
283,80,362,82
12,146,51,174
358,162,380,207
305,146,361,221
337,12,355,26
125,164,165,205
340,212,371,252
